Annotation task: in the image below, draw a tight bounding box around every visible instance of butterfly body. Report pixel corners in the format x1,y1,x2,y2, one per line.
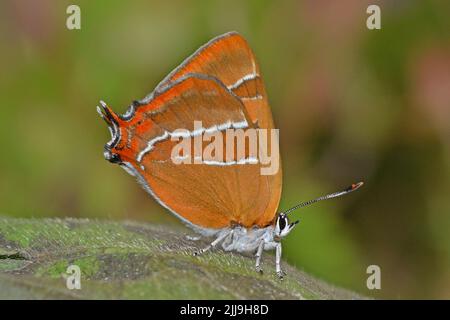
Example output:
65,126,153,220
219,226,278,252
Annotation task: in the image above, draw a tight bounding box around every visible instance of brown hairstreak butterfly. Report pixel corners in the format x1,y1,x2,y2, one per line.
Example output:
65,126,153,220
98,32,363,278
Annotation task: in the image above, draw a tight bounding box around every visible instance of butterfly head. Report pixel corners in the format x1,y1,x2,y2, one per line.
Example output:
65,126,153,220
273,213,299,241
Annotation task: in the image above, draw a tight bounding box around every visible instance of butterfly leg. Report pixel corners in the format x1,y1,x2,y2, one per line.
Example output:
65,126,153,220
193,230,233,256
255,241,265,274
275,242,286,279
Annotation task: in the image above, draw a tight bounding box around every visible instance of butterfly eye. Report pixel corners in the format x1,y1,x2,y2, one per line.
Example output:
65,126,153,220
277,214,288,232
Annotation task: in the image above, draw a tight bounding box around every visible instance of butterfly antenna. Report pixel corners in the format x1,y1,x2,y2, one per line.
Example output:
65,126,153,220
281,182,364,216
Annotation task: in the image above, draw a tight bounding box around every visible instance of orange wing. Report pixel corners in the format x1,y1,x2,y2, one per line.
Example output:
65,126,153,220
155,31,274,130
99,33,281,230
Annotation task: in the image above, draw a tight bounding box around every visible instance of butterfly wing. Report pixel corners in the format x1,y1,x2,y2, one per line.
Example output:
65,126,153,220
99,33,281,230
152,32,282,227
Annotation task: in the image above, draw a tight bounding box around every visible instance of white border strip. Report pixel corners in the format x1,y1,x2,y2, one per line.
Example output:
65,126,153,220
136,120,249,163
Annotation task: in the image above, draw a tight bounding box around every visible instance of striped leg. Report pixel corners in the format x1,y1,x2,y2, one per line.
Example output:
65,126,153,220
255,241,265,273
193,230,233,256
275,242,286,279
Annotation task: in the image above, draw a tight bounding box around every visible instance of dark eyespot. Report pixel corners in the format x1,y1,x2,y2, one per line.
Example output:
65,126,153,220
104,150,121,164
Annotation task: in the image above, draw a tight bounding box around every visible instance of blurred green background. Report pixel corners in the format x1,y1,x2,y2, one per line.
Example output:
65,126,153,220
1,0,449,299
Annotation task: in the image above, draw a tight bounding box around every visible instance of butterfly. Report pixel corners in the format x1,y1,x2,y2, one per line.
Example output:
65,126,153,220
98,31,363,278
